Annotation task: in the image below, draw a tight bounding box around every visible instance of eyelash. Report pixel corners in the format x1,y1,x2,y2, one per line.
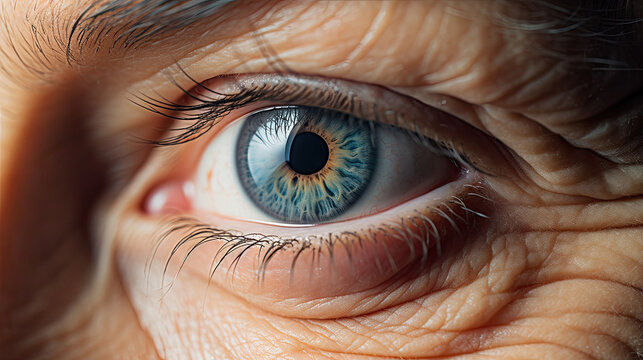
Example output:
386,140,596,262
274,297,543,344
151,186,492,287
133,72,478,170
136,71,492,284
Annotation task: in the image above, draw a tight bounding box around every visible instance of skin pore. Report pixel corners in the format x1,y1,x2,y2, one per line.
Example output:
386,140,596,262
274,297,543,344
1,0,642,359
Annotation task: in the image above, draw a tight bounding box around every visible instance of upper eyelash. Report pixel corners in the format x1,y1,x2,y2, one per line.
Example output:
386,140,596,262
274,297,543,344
132,77,267,146
134,73,496,287
131,71,483,171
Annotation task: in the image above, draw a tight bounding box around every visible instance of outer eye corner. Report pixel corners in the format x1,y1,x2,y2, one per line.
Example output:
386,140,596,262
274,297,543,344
136,73,497,316
189,99,460,227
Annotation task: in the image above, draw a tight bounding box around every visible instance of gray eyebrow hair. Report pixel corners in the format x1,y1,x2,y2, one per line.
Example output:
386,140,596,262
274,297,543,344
1,0,640,88
465,0,643,69
66,0,643,68
67,0,236,60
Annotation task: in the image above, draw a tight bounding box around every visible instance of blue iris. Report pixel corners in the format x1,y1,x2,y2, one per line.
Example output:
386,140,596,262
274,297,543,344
236,106,376,224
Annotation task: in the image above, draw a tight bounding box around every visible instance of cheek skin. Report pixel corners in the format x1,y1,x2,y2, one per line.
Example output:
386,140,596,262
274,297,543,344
126,176,491,319
105,2,640,357
110,177,642,359
106,107,639,359
2,0,640,359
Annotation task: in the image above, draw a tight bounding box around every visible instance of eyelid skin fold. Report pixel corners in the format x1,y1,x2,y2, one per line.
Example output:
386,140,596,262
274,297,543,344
136,72,498,319
137,73,509,175
147,174,494,319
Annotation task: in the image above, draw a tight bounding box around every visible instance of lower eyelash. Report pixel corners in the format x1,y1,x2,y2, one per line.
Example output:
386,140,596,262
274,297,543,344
149,182,493,289
136,73,498,287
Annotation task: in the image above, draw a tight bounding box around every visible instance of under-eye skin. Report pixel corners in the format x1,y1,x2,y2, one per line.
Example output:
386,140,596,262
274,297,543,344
139,73,496,301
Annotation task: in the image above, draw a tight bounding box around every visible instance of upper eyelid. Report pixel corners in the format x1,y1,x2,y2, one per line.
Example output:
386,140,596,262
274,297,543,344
133,72,509,175
129,72,499,312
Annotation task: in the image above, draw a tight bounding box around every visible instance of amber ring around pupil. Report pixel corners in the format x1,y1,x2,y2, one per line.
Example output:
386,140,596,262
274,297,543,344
236,106,377,224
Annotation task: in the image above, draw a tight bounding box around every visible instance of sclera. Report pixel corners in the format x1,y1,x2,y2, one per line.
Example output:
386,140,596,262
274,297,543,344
193,106,459,226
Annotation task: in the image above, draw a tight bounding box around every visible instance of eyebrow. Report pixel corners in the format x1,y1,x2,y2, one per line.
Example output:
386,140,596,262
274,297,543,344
467,0,642,69
67,0,642,69
1,0,639,89
67,0,236,60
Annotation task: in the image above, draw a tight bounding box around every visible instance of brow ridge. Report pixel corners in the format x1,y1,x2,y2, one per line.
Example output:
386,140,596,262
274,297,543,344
67,0,236,61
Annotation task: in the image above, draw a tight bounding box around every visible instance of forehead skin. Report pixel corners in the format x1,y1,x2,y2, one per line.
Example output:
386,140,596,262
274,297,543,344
0,1,642,359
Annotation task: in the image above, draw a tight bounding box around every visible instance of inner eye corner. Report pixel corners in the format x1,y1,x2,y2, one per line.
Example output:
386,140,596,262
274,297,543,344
144,93,471,225
150,173,493,303
138,75,491,282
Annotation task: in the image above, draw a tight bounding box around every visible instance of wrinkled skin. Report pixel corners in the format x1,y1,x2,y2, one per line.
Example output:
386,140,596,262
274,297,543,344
1,1,642,359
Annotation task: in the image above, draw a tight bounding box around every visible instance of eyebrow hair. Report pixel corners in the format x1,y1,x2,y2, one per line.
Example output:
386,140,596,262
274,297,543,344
67,0,642,68
2,0,640,88
67,0,236,60
468,0,643,69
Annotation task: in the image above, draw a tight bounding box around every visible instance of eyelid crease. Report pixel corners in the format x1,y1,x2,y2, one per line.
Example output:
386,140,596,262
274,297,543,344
133,72,509,175
131,72,502,311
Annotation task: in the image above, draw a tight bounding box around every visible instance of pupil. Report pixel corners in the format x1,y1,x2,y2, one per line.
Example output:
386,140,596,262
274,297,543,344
287,131,329,175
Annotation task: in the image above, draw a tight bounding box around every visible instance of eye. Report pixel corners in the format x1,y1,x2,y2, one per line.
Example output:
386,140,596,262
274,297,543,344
140,73,494,317
194,105,458,224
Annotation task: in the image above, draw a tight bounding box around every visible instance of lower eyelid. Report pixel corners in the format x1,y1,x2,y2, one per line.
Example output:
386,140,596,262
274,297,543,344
147,171,492,318
133,73,497,316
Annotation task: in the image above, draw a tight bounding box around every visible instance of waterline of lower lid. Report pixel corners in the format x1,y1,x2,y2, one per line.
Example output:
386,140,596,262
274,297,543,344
148,175,491,293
